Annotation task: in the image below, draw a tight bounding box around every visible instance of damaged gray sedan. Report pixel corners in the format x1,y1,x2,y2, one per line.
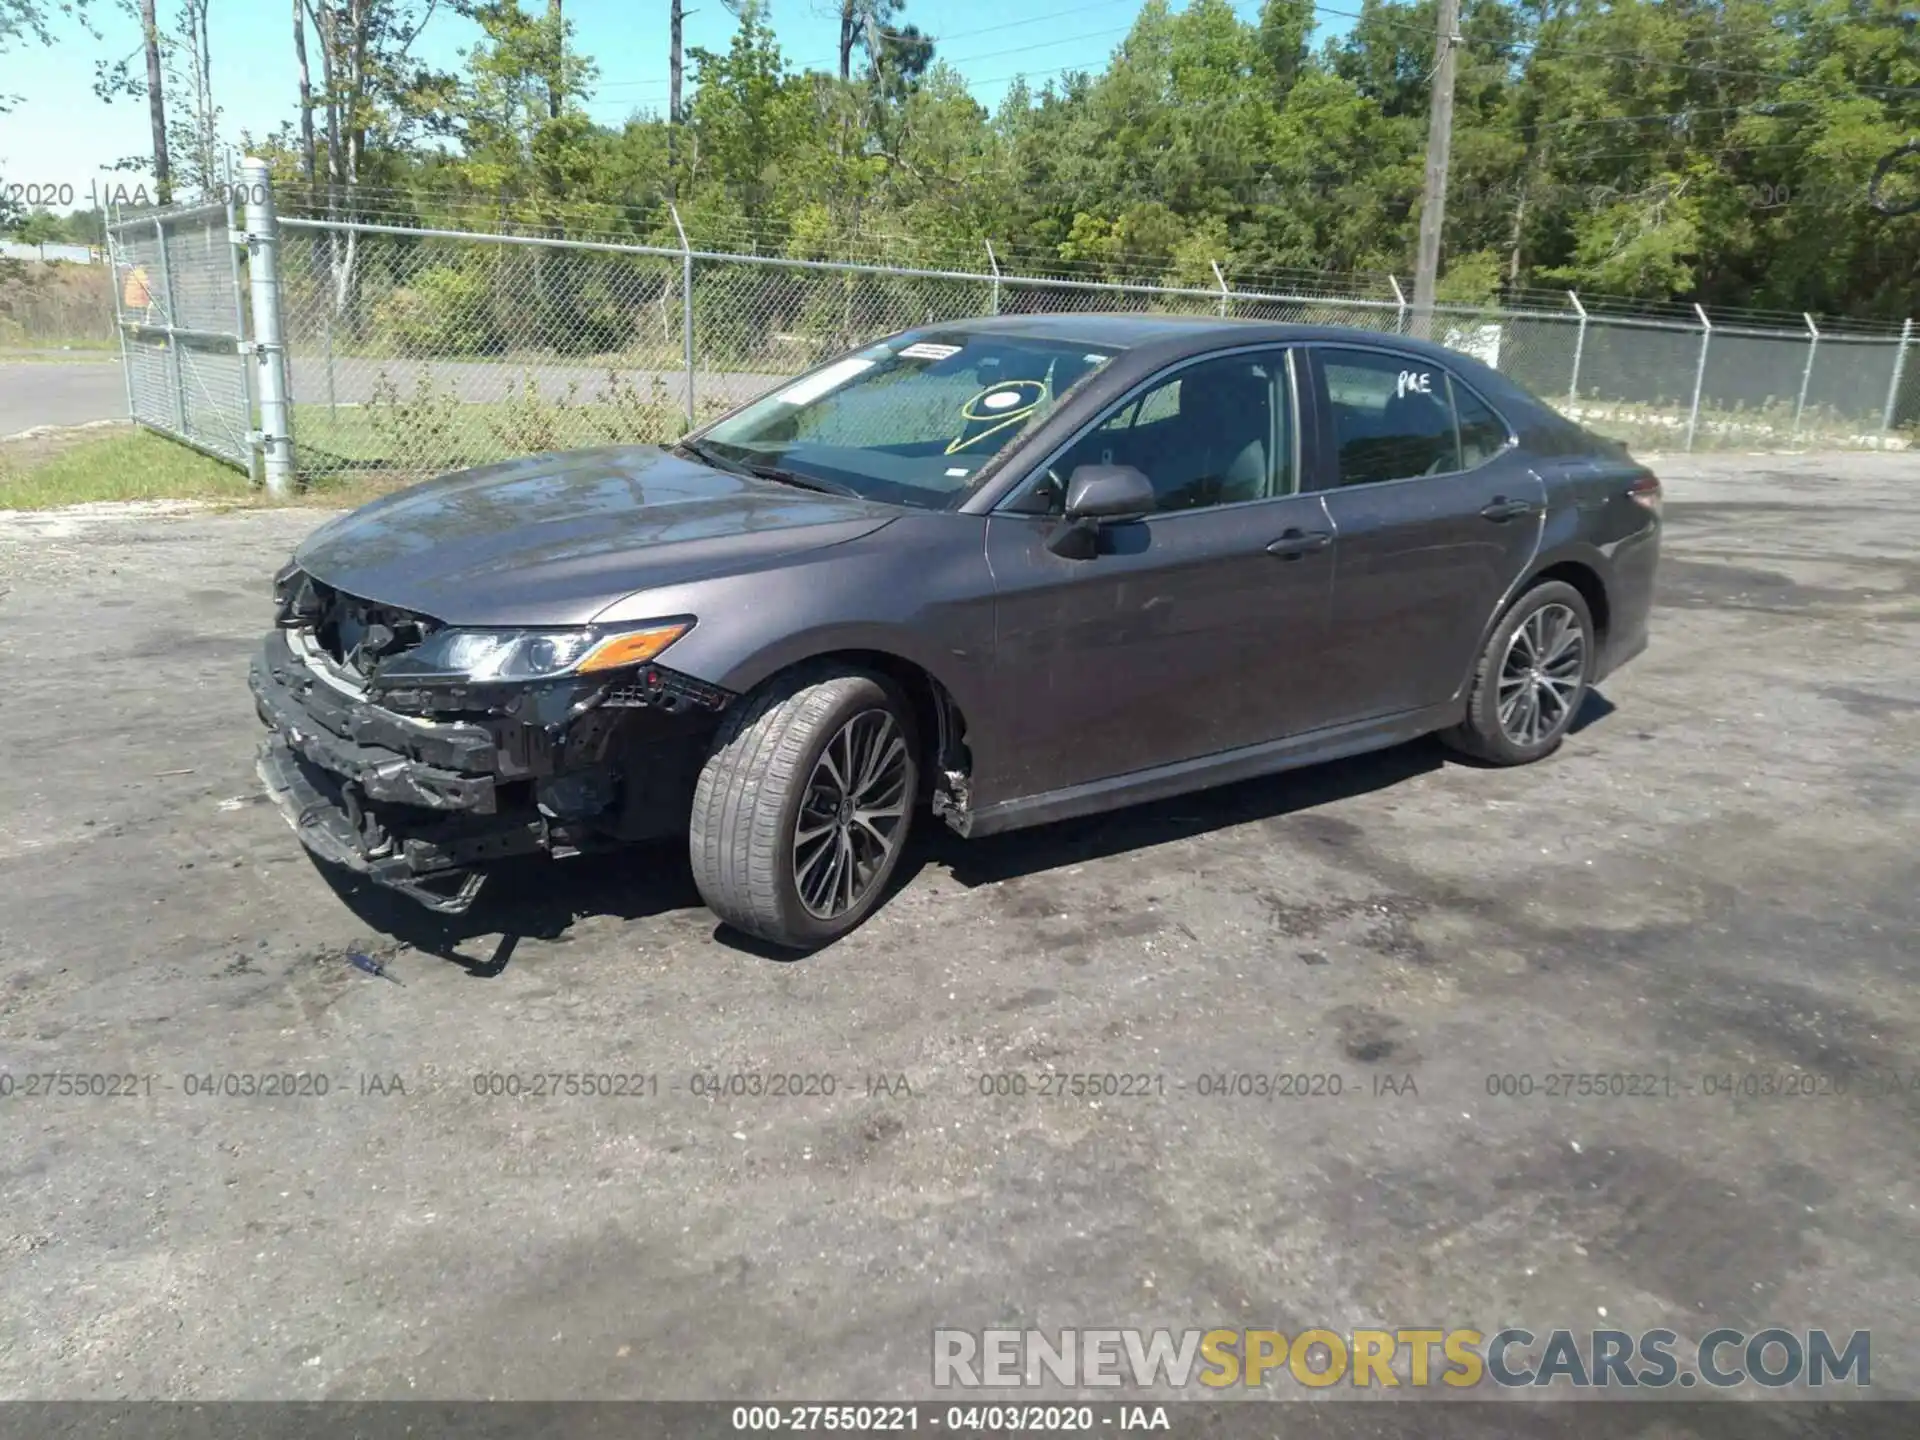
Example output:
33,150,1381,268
254,315,1659,949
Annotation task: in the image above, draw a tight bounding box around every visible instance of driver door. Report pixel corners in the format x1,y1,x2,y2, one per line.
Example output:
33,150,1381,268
982,348,1337,798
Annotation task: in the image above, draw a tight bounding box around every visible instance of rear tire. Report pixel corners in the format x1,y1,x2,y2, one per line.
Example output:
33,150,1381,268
689,667,918,950
1442,579,1595,766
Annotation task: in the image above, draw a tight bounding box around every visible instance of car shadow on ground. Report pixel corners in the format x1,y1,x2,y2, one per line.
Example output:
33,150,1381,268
911,688,1617,889
311,842,703,976
318,691,1619,968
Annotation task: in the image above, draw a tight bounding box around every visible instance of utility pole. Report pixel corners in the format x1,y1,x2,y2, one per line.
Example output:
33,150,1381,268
547,1,564,120
669,0,685,189
140,0,172,205
1410,0,1460,337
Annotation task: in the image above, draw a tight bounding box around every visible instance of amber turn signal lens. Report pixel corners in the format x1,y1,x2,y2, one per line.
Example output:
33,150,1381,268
576,622,692,673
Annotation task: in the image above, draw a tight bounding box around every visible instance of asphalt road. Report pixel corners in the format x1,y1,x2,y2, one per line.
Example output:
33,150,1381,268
0,360,127,436
0,453,1916,1415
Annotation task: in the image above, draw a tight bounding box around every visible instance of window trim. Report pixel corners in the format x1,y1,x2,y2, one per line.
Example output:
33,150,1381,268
1303,342,1519,494
993,343,1305,517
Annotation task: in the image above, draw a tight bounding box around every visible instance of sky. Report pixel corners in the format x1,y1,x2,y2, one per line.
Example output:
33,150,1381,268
0,0,1353,214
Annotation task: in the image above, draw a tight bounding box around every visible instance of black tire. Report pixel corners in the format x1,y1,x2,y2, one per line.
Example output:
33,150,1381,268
1442,579,1595,766
689,666,919,950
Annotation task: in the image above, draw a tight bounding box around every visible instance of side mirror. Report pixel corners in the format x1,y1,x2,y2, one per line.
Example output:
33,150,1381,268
1063,464,1154,521
1046,464,1155,559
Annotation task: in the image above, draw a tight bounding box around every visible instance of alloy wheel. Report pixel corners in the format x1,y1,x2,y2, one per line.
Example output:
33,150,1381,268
793,708,911,921
1497,602,1586,747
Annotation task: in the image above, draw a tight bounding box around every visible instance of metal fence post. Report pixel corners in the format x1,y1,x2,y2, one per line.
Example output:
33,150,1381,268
1686,302,1713,453
1388,276,1408,335
105,207,137,425
1885,318,1914,443
152,215,189,438
224,189,256,481
1792,313,1820,441
240,157,294,496
1566,290,1587,408
985,240,1001,316
671,203,694,428
1210,259,1230,318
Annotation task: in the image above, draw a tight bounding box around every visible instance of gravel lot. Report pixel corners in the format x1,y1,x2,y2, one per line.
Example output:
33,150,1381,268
0,451,1916,1408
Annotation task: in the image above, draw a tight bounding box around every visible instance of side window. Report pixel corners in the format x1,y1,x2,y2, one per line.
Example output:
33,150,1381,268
1318,349,1462,487
1035,353,1292,514
1451,376,1512,467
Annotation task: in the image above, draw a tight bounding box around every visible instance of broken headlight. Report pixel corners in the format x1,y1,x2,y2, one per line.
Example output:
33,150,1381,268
370,619,693,687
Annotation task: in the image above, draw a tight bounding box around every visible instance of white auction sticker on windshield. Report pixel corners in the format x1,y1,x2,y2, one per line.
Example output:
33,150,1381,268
981,389,1025,411
773,357,875,406
899,342,962,361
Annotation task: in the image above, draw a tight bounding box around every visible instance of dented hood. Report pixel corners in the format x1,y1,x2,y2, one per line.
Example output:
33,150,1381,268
292,445,898,627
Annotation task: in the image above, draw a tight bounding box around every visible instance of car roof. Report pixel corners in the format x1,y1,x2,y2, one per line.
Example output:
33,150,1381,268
921,312,1472,365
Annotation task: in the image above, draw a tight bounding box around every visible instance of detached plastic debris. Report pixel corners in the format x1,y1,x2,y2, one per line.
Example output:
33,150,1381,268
347,948,405,986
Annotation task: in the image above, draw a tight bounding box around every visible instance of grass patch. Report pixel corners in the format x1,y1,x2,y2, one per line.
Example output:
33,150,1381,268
0,427,257,509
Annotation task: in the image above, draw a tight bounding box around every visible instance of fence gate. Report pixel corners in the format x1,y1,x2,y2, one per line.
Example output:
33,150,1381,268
106,199,253,469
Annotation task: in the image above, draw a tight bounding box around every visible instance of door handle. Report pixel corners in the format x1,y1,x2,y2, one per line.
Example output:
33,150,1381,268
1266,528,1331,559
1479,497,1535,522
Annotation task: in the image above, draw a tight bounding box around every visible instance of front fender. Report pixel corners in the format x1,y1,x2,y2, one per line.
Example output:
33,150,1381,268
588,510,1000,735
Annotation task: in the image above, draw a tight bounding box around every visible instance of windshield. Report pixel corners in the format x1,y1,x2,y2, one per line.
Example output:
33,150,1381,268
691,331,1120,508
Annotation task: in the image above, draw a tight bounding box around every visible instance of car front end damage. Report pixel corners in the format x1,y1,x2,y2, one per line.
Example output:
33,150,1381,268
250,567,734,913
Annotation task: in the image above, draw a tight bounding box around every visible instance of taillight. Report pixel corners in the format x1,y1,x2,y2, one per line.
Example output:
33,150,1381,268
1627,473,1662,519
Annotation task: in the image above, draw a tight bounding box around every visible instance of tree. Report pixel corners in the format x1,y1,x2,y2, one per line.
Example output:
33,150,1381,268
295,0,458,308
168,0,219,196
293,0,316,187
211,0,1920,320
668,0,684,184
11,208,65,244
140,0,171,201
686,1,794,227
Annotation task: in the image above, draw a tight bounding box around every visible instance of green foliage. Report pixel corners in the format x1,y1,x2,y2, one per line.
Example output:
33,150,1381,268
9,209,64,245
372,262,498,355
1435,249,1505,305
174,0,1920,334
0,426,252,509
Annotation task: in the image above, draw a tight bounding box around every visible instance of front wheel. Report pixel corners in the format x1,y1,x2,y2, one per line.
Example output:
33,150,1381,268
689,668,918,950
1442,580,1595,766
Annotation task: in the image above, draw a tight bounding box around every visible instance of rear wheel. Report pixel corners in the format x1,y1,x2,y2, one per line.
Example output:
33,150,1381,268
1443,579,1594,766
689,667,918,950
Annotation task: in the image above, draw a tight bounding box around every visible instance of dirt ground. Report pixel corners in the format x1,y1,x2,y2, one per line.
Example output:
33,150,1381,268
0,450,1915,1411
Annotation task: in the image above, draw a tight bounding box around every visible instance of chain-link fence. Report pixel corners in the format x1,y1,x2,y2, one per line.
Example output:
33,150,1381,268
107,197,1918,489
104,200,253,468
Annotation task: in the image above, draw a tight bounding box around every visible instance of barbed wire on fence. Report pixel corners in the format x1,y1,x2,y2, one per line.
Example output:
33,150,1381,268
99,196,1919,489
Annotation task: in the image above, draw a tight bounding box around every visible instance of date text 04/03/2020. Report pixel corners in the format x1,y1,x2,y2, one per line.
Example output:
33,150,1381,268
728,1406,1170,1431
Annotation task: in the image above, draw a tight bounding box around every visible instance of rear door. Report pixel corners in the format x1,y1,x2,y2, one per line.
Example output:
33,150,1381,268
1302,345,1545,725
982,347,1336,797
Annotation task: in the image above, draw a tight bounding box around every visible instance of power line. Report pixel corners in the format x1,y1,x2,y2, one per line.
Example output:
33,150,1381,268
592,0,1164,94
1500,34,1920,101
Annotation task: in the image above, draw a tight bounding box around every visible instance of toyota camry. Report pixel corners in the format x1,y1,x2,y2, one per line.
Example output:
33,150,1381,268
252,316,1661,948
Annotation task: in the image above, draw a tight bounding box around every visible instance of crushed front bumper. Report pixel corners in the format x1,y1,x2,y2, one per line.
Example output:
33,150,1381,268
249,631,552,912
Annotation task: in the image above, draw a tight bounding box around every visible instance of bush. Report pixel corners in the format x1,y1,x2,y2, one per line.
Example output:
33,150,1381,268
590,371,689,445
367,368,467,472
373,262,496,356
486,373,579,454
